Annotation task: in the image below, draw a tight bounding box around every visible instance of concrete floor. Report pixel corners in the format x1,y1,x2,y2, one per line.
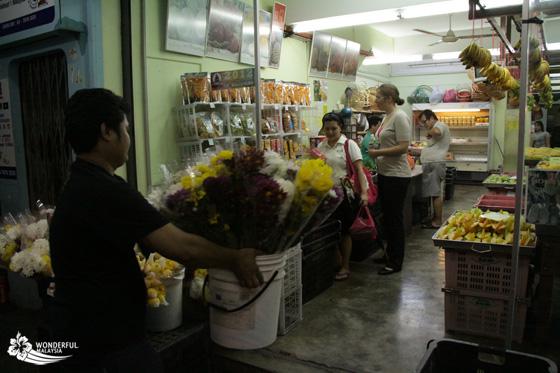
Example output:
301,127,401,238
1,184,559,372
213,184,560,372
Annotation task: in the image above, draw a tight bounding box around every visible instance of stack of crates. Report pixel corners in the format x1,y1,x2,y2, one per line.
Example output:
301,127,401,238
301,220,341,304
442,245,533,343
444,167,457,200
278,244,303,335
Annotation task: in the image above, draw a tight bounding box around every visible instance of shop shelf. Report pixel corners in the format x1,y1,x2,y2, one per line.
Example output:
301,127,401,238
443,248,531,297
442,288,529,343
415,338,557,373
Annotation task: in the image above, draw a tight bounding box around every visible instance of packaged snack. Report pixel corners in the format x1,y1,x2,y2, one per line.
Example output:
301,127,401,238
289,109,299,131
303,84,311,106
266,79,276,105
266,117,280,133
211,112,224,137
286,82,296,105
221,88,231,103
230,88,242,104
195,112,215,138
270,140,277,153
283,140,289,159
180,76,189,105
260,81,268,104
241,114,255,136
230,114,243,136
288,139,295,159
262,118,271,134
282,110,294,133
275,80,284,105
240,87,251,104
210,89,222,103
249,86,257,104
182,72,210,104
264,139,271,151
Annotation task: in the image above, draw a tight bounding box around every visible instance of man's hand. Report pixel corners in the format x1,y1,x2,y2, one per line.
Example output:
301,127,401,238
231,249,265,288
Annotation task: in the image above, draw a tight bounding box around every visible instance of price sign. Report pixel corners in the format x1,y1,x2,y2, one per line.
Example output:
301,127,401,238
211,68,255,90
549,157,560,168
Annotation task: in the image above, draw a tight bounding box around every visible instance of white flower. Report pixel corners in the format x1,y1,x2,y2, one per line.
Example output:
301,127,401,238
31,238,50,256
11,250,46,277
6,225,22,241
146,187,165,210
261,151,289,178
275,177,295,223
24,220,49,240
163,183,183,199
189,277,204,300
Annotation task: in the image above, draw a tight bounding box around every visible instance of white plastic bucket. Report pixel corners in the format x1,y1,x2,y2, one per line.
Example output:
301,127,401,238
145,269,185,332
208,252,286,349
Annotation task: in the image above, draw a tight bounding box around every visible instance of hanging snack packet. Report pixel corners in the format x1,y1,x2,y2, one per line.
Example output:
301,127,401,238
249,86,257,104
260,81,268,104
183,72,210,104
211,112,224,137
303,84,311,106
289,109,299,131
266,79,276,104
275,80,284,105
210,88,222,103
262,118,271,134
221,88,231,103
240,87,251,104
230,88,242,104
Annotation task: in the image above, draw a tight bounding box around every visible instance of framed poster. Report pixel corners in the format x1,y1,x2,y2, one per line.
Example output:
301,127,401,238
165,0,208,57
343,40,360,82
240,6,271,67
0,79,16,180
309,31,331,78
269,2,286,68
327,36,346,80
206,0,244,62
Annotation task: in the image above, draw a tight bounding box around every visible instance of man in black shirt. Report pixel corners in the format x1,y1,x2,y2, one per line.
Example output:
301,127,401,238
49,88,263,371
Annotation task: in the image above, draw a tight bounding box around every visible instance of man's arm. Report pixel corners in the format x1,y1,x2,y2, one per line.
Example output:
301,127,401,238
139,223,264,288
426,125,442,139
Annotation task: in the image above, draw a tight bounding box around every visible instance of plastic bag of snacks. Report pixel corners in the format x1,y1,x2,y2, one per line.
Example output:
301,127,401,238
181,72,210,104
195,112,216,138
211,112,224,137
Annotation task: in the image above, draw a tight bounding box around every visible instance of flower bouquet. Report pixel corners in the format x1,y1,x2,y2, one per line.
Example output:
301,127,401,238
1,205,54,278
135,249,184,308
148,146,342,255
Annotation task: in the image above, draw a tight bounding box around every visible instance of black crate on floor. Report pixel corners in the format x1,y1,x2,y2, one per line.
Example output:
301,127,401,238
413,201,430,225
302,220,341,246
350,239,380,262
415,338,557,373
302,241,336,304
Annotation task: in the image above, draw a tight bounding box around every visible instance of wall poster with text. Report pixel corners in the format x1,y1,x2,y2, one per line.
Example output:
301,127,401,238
0,79,17,180
206,0,245,62
165,0,208,57
269,2,286,68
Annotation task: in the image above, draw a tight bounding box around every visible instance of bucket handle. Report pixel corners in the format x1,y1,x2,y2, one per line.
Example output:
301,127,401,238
203,270,279,313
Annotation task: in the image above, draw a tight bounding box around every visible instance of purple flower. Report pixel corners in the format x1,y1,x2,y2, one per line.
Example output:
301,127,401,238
203,176,233,204
165,189,191,212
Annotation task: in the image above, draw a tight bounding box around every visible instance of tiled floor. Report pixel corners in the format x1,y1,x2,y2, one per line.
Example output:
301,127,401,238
1,184,559,372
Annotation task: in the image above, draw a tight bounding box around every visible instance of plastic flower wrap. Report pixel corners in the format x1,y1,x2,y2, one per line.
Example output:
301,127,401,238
1,204,54,278
189,269,208,300
136,250,184,308
148,146,340,254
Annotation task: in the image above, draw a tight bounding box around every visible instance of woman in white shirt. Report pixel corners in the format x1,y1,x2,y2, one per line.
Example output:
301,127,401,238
317,112,368,281
367,84,411,275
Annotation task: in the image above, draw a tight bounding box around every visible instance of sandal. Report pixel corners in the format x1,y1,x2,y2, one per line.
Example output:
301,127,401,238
334,272,350,281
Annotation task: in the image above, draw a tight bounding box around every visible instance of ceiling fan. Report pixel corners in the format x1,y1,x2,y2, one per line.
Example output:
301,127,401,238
414,14,493,46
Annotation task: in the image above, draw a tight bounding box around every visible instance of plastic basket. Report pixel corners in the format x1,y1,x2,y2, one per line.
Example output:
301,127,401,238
444,248,531,297
283,245,302,297
415,338,558,373
302,241,336,304
278,285,303,336
443,288,528,343
475,195,524,213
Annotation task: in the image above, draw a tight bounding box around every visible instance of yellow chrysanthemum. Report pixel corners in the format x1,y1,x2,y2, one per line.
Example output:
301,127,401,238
1,242,17,262
3,224,12,232
210,150,233,165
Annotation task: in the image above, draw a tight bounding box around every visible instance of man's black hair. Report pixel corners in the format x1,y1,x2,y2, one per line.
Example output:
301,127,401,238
64,88,130,154
419,109,438,122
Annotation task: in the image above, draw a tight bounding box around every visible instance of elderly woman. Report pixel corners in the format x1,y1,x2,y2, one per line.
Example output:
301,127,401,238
317,112,368,281
367,84,411,275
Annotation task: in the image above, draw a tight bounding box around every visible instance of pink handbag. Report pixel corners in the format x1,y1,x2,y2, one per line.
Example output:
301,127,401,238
344,140,378,206
349,206,378,240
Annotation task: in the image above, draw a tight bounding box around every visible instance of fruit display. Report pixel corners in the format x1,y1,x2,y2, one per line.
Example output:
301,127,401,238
514,36,553,109
206,0,244,60
483,174,518,184
479,63,518,91
527,169,560,225
436,208,535,246
537,157,560,170
459,42,492,69
525,147,560,160
410,141,427,148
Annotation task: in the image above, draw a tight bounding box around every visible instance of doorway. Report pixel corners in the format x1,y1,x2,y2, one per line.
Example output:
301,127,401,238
18,51,72,208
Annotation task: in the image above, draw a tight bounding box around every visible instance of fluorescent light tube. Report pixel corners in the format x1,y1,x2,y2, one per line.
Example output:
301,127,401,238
433,52,461,60
546,43,560,51
432,108,482,112
362,54,423,65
